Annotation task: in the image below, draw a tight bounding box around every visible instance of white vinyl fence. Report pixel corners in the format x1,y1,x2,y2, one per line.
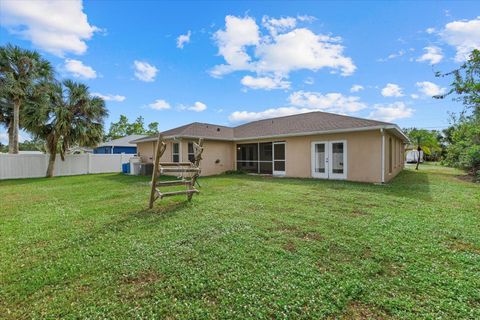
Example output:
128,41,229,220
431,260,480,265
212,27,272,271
0,154,133,180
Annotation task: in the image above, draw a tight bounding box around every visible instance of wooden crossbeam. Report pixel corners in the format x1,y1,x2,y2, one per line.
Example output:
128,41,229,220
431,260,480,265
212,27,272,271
156,189,199,199
160,167,200,173
159,162,193,167
154,180,192,187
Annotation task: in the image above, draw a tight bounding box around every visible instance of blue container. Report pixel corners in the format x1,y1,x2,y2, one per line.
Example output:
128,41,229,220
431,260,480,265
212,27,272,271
122,163,130,174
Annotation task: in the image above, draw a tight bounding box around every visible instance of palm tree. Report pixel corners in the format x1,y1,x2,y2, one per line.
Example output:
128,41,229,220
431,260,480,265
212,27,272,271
24,80,108,177
0,44,53,153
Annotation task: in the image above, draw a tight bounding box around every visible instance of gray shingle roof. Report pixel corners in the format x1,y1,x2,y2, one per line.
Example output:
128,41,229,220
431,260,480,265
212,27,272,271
233,111,392,139
132,111,406,143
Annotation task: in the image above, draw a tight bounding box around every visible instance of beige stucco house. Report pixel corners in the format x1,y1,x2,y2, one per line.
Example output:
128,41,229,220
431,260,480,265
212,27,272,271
132,112,409,183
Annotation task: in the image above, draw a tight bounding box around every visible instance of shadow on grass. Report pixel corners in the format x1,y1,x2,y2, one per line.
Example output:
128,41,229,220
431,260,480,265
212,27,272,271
63,201,191,249
220,169,432,201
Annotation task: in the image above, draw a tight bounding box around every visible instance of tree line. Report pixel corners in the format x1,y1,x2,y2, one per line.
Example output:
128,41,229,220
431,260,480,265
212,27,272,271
405,49,480,180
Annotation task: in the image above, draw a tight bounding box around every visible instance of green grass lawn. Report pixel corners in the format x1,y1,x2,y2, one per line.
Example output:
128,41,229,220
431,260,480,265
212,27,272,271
1,164,479,319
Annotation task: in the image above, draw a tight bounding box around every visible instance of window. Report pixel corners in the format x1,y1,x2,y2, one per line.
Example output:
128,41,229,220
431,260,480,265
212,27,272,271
388,138,393,174
236,142,284,174
236,143,258,173
188,142,195,163
172,142,179,162
394,139,397,167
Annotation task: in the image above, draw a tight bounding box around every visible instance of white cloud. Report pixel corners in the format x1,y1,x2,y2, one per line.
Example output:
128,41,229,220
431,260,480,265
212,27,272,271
228,90,367,122
426,27,436,34
288,91,367,113
64,59,97,79
440,17,480,62
211,15,260,77
229,107,312,122
255,28,355,76
241,75,290,90
297,15,316,22
0,0,99,56
188,101,207,112
416,81,446,97
178,101,208,112
211,15,356,88
149,99,171,110
381,83,404,97
176,30,191,49
304,77,314,85
91,93,126,102
368,102,413,122
133,60,158,82
378,49,405,62
411,94,420,99
262,15,296,36
350,84,364,93
416,46,443,64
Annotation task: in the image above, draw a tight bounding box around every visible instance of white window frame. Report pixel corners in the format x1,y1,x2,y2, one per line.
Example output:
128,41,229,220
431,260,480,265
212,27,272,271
272,142,286,176
311,141,328,179
172,142,180,163
329,140,347,180
188,142,195,163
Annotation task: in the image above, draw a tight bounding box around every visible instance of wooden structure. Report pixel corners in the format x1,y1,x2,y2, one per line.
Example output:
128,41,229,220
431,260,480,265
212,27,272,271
148,134,204,208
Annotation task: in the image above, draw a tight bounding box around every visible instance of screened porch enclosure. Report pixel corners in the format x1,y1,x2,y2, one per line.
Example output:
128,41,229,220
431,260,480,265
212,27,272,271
236,142,285,175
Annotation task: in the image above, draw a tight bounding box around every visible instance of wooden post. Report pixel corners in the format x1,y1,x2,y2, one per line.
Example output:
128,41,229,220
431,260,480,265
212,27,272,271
149,134,165,209
188,138,204,201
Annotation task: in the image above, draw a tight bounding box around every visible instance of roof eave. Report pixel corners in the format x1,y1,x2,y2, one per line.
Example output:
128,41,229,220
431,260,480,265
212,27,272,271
132,125,409,144
233,125,410,142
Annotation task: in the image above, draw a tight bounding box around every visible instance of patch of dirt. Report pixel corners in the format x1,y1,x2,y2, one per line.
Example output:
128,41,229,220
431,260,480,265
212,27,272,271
282,240,297,253
271,219,323,241
299,231,324,241
122,270,163,286
120,270,164,300
339,301,390,320
351,208,369,216
455,174,477,183
449,240,480,254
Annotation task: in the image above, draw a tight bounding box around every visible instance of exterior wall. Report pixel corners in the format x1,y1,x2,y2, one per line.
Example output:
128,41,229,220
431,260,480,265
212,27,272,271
235,130,384,183
136,129,405,183
383,131,405,183
94,146,137,154
136,139,234,176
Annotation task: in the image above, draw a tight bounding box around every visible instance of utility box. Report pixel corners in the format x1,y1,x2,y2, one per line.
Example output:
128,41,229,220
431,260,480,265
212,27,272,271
140,163,153,176
130,157,141,175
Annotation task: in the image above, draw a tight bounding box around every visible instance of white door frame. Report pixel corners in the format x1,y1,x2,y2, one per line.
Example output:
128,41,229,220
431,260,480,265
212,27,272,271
328,140,347,180
272,142,286,176
311,140,347,180
311,141,328,179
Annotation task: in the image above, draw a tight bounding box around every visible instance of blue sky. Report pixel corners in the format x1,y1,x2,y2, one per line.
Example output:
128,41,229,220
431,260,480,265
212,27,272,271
1,0,479,143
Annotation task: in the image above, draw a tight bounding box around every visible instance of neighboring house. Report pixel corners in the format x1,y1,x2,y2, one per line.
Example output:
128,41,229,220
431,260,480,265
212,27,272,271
94,135,146,154
68,146,93,154
132,112,409,183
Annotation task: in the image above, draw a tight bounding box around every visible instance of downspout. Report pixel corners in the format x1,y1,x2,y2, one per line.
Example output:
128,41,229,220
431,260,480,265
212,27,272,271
380,128,385,183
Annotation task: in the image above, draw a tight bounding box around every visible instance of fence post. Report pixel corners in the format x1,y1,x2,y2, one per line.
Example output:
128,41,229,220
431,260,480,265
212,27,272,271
87,153,92,174
45,154,49,177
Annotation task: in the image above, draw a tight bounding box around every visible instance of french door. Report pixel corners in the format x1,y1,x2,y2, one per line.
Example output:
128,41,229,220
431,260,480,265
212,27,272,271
273,142,286,176
311,141,347,179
